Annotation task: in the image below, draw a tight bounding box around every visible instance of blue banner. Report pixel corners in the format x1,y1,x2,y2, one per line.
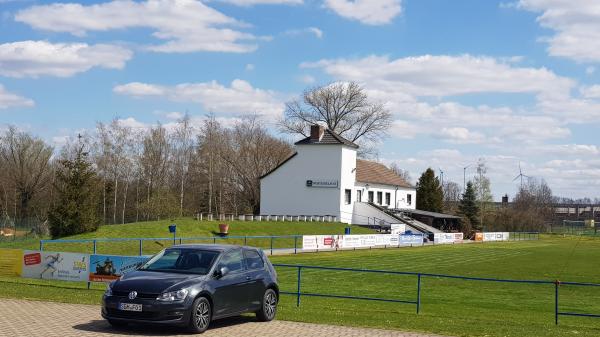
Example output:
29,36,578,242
399,234,424,246
89,254,149,282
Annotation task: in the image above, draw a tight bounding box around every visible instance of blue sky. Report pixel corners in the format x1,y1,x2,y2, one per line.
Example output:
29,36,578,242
1,0,599,200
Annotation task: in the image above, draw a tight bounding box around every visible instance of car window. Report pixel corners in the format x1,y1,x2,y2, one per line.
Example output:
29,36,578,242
139,249,219,275
218,249,244,273
244,250,264,270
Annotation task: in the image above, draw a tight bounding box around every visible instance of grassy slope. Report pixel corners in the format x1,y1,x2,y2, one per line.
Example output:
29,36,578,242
0,218,374,255
2,228,600,337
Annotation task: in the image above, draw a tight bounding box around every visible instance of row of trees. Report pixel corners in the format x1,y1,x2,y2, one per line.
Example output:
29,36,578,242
0,115,293,236
414,161,555,234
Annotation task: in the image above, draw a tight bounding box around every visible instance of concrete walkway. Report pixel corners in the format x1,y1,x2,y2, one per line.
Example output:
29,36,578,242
0,298,445,337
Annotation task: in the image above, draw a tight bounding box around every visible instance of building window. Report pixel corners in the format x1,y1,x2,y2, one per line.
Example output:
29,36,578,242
385,192,391,206
377,191,382,205
368,191,374,203
357,190,362,202
407,194,412,205
344,189,351,205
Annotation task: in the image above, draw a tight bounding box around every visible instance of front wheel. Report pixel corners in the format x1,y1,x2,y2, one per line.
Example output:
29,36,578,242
256,288,278,322
188,297,211,333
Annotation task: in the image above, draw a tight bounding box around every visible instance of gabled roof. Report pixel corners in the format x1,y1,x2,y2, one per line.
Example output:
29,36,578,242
356,159,413,188
294,129,359,148
259,152,298,180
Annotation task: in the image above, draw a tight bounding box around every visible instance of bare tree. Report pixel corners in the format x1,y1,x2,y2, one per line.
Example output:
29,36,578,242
279,82,392,153
0,127,53,226
139,124,170,220
172,114,195,217
443,181,461,213
388,163,412,184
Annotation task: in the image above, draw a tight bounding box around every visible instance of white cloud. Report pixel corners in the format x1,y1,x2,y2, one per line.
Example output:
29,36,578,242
517,0,600,63
580,85,600,99
304,54,573,97
324,0,402,25
298,74,316,84
586,66,596,75
15,0,258,53
0,40,132,78
114,79,284,117
437,127,486,144
0,84,34,109
283,27,323,39
214,0,302,5
245,63,255,71
117,117,148,129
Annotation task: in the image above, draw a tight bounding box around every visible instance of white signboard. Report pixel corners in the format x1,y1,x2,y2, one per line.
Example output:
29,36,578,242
434,233,464,244
303,234,418,250
390,224,406,236
22,250,89,282
306,179,338,188
483,232,510,242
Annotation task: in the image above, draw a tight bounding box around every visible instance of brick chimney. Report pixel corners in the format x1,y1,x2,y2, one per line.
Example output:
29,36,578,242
310,124,324,141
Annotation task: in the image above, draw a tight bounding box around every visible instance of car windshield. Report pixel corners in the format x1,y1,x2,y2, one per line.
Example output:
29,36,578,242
139,249,219,275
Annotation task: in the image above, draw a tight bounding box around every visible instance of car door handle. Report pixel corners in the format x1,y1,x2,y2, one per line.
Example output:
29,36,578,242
246,276,252,281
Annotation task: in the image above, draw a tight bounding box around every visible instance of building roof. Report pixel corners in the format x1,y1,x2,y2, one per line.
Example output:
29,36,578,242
259,152,298,180
294,129,359,148
356,159,413,188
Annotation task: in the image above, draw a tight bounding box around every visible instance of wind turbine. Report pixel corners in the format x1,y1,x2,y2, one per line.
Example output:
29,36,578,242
513,162,530,187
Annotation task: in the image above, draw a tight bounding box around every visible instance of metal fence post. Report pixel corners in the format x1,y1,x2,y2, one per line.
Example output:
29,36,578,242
417,273,422,314
93,240,97,254
270,237,274,255
213,237,216,244
294,236,298,254
296,266,302,307
555,281,559,325
139,240,143,256
39,240,43,251
244,236,247,246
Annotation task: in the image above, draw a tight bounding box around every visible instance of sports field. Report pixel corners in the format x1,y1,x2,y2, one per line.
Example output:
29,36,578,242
1,230,599,337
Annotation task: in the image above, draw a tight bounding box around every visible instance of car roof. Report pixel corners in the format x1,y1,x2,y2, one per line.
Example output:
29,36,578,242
168,244,260,252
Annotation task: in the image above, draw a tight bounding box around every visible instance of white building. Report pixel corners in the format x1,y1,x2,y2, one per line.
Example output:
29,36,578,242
260,125,416,224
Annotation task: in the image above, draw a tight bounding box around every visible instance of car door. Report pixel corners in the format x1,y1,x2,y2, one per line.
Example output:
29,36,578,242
243,249,267,310
211,248,250,317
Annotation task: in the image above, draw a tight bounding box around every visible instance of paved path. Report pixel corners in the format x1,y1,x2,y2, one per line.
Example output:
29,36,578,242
0,298,444,337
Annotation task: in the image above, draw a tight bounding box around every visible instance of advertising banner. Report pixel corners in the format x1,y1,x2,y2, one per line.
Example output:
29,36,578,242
390,224,406,236
482,232,510,242
399,234,424,246
89,255,149,282
22,250,89,282
434,233,463,244
0,248,23,277
475,233,484,241
302,235,343,250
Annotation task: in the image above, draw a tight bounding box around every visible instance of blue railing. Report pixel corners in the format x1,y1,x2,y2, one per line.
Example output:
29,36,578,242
272,264,600,325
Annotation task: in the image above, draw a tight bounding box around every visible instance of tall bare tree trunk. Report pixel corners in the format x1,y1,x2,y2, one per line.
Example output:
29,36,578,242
122,179,129,224
135,178,139,223
113,177,118,224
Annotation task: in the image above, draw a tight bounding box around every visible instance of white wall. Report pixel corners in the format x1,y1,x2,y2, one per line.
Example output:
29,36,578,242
260,144,347,221
354,182,416,210
338,146,357,223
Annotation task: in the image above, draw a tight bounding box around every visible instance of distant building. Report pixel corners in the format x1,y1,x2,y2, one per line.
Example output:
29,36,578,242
260,125,416,224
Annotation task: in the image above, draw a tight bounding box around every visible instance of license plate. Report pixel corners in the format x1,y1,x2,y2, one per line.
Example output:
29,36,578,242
119,303,142,312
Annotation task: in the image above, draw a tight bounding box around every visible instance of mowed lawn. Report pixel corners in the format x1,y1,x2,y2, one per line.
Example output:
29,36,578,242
0,218,374,255
1,228,600,337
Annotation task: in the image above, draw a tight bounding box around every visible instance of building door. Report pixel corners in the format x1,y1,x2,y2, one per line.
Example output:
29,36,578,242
357,190,362,202
368,191,374,203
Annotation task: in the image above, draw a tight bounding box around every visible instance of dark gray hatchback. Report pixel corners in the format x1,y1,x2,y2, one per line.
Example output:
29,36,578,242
102,244,279,333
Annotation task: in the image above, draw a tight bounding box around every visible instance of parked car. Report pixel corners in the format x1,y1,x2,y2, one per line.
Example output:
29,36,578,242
102,244,279,333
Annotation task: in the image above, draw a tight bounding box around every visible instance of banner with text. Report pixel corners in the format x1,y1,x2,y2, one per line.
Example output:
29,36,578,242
89,254,149,282
434,233,464,244
303,234,423,250
482,232,510,242
0,248,23,277
22,250,89,282
399,234,424,246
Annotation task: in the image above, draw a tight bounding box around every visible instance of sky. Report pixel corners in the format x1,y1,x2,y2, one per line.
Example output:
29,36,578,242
1,0,599,200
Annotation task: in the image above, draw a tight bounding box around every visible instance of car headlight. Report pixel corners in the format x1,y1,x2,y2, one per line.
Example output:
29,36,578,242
156,289,189,302
105,283,113,297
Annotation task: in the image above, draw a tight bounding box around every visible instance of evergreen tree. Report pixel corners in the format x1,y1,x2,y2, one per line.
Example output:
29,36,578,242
416,168,443,212
48,143,99,238
459,181,480,231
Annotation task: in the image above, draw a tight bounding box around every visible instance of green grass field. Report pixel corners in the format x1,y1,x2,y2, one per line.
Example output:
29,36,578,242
1,220,600,337
0,218,374,255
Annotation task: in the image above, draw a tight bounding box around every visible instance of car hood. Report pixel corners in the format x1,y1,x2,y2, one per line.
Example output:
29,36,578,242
112,270,204,294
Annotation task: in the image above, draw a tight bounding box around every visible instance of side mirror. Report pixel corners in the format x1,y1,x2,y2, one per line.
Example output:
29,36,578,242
214,266,229,279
